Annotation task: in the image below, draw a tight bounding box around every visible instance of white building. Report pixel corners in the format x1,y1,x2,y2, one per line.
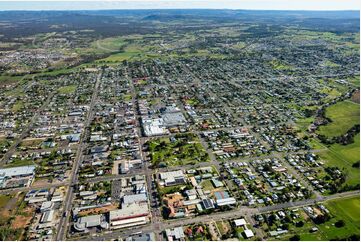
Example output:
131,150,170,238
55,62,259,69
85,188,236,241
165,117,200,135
165,227,185,241
142,118,169,136
159,170,186,187
109,203,149,229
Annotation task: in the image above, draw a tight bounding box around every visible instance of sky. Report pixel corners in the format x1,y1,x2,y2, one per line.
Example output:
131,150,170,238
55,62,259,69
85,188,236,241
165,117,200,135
0,0,360,11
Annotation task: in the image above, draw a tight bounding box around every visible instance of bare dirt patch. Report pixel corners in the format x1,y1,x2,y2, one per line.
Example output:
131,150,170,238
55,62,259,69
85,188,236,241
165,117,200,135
351,90,360,103
78,204,118,217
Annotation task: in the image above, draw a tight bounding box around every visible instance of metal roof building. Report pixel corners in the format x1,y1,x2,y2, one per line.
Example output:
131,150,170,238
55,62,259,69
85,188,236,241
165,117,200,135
0,165,36,178
123,193,147,204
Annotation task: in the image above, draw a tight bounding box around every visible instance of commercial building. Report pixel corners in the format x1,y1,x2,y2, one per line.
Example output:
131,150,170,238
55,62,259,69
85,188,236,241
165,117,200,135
0,165,36,188
159,170,186,187
214,191,236,206
165,226,185,241
109,203,149,229
73,214,109,232
142,118,169,136
123,193,148,204
162,112,187,127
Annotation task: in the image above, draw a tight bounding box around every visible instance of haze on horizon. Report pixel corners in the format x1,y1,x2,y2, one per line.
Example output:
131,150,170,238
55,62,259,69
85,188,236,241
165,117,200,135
0,0,360,11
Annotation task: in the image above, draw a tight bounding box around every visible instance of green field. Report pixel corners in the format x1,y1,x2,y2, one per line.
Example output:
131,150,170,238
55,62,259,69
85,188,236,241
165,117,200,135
58,85,77,94
347,75,360,87
324,60,340,67
318,197,360,240
92,37,126,52
148,134,209,167
317,133,360,187
200,179,215,191
317,100,360,138
96,43,149,62
0,75,23,84
278,197,360,241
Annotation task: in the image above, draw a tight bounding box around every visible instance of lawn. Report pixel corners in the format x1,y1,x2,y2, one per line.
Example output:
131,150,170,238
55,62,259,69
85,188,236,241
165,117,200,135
4,158,35,168
58,85,77,94
148,134,209,167
317,100,360,138
98,51,140,62
157,184,190,196
317,133,360,187
282,217,322,241
200,179,215,191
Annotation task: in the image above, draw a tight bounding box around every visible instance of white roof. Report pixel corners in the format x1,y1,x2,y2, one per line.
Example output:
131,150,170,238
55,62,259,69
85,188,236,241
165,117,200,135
234,218,247,226
216,197,236,206
123,193,147,204
244,229,254,238
162,112,186,126
142,118,168,136
109,203,149,220
160,170,184,180
79,214,102,227
110,216,146,226
0,165,35,178
40,201,53,210
166,227,185,239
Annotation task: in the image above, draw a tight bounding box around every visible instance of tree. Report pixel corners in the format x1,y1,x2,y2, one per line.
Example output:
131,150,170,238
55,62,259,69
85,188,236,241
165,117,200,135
348,234,360,241
295,221,304,227
335,220,345,228
282,223,290,230
352,161,360,168
290,234,301,241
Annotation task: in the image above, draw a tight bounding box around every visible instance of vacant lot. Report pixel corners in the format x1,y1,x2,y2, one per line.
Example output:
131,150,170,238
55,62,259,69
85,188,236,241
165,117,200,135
0,193,30,241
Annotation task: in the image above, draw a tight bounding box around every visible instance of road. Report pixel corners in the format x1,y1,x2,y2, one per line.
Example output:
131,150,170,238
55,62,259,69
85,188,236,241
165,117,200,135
76,190,359,241
55,71,103,241
0,147,326,195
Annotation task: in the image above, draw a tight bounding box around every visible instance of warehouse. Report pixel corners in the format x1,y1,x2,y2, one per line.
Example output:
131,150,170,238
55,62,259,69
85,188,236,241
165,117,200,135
142,118,169,136
0,165,36,188
109,203,149,229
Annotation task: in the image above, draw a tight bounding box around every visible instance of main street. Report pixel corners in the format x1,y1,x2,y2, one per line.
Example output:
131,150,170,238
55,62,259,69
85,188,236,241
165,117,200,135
56,71,103,241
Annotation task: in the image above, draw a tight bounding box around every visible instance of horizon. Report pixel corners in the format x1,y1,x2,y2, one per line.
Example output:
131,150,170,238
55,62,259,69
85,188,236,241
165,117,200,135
0,0,360,11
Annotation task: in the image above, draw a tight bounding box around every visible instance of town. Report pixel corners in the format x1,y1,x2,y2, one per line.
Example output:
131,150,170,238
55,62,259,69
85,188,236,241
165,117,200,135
0,8,359,242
